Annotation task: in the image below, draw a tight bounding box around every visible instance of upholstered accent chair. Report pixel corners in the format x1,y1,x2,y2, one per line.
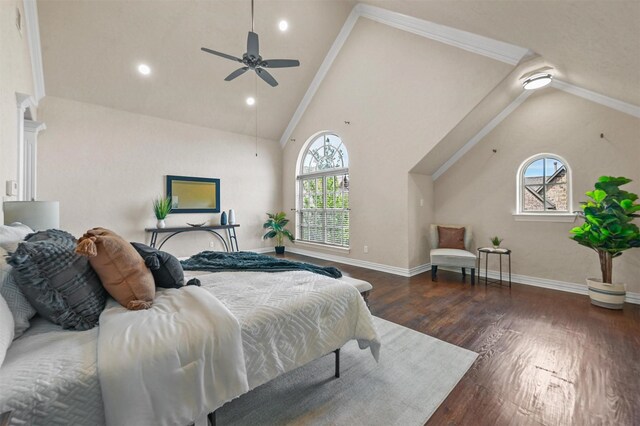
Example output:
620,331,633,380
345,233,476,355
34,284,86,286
429,224,476,284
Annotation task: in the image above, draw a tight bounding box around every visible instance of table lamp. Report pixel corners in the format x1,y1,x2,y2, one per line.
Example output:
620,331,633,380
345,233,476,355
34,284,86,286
3,201,60,230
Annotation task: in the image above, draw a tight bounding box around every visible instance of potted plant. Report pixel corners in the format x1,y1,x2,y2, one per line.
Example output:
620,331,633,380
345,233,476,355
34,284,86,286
263,212,294,254
570,176,640,309
153,196,172,229
490,236,503,249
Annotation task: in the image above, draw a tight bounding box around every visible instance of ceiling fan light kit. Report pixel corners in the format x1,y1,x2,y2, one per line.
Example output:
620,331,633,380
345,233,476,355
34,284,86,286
201,0,300,87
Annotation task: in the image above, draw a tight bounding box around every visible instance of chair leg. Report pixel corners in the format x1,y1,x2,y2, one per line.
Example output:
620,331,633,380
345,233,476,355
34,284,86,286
471,268,475,285
462,267,466,278
431,265,438,281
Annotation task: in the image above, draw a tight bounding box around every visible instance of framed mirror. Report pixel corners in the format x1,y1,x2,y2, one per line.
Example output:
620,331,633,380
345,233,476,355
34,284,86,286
166,175,220,213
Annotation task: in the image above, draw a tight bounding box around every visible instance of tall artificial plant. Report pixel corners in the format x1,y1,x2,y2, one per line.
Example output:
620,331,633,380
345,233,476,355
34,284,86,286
262,212,295,247
570,176,640,284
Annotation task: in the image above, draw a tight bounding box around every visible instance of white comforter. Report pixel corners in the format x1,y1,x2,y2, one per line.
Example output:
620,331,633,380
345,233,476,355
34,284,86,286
3,270,380,426
98,286,249,426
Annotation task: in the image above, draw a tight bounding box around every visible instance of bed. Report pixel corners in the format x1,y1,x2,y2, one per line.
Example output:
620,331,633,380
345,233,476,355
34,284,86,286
0,269,380,425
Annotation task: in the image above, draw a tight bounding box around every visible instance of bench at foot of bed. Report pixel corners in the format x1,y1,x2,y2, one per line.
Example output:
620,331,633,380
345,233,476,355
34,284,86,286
339,276,373,308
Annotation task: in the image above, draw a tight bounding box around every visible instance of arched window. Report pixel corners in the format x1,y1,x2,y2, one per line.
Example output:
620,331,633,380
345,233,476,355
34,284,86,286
297,132,349,247
517,153,572,214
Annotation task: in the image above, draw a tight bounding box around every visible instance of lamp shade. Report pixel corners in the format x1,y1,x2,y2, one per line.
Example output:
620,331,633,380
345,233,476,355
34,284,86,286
3,201,60,231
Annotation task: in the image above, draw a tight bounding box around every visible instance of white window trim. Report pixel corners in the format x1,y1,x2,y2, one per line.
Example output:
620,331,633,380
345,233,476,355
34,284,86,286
514,152,577,222
295,131,350,248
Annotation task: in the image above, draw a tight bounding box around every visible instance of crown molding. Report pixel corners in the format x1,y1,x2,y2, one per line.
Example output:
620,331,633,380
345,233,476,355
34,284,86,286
551,80,640,118
23,0,45,102
356,4,530,66
432,90,531,180
279,3,530,148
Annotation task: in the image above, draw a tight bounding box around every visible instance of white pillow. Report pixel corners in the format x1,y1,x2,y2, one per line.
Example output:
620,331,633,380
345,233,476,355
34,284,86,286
0,293,15,367
0,222,34,253
0,246,36,338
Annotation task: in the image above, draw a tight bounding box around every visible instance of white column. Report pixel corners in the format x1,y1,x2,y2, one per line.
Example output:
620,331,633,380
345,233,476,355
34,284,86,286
23,120,46,201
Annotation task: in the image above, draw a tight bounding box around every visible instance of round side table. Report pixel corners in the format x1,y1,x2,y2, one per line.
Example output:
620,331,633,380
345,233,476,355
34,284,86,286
477,247,511,287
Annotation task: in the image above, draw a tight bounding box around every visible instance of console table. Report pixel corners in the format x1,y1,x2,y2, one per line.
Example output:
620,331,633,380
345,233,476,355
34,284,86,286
145,224,240,252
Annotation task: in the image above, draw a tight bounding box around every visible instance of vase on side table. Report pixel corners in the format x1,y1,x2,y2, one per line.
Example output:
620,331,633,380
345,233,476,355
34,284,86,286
157,219,166,229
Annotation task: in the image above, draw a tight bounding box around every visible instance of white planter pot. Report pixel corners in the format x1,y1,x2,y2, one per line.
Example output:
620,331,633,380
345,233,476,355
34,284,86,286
157,219,166,229
587,278,625,310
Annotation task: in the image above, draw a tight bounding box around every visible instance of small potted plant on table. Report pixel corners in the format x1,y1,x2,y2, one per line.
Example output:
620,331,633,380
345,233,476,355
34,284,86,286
153,196,172,229
570,176,640,309
263,212,294,254
490,236,504,249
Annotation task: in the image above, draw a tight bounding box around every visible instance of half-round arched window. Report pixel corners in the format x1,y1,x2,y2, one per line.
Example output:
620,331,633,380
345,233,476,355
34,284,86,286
517,153,572,214
296,132,349,247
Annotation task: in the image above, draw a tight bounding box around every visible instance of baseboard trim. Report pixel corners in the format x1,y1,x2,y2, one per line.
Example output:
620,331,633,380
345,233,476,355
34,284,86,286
246,247,274,254
286,247,426,277
442,266,640,305
280,249,640,305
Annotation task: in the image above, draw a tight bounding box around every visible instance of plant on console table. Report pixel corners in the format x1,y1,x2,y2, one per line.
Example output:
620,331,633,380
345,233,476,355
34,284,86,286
570,176,640,310
153,196,172,229
263,212,294,254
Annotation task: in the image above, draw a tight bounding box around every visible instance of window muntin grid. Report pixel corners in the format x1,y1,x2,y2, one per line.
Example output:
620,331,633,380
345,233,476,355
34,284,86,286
297,133,350,248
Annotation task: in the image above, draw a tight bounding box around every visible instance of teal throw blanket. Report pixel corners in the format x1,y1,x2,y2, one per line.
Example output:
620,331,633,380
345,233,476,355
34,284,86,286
180,251,342,279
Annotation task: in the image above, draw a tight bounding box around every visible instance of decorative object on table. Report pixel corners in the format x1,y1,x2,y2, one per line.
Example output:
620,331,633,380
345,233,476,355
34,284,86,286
200,0,300,88
228,209,236,225
3,201,60,230
220,211,228,226
166,175,220,213
186,222,206,227
570,176,640,309
153,196,172,229
490,236,503,249
262,212,294,254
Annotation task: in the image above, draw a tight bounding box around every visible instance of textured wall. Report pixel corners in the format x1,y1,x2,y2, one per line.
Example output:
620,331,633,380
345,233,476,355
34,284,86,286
37,96,282,257
0,0,35,222
435,89,640,292
282,18,511,269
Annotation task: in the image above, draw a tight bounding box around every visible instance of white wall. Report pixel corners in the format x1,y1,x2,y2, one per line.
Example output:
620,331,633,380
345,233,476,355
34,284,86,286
282,18,511,270
37,96,282,257
434,89,640,292
0,0,35,222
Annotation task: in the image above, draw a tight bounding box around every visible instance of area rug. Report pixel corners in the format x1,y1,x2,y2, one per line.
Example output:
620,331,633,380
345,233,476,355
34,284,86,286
217,317,478,426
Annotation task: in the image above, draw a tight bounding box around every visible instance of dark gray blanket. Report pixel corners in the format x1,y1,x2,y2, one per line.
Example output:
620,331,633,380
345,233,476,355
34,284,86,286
180,251,342,279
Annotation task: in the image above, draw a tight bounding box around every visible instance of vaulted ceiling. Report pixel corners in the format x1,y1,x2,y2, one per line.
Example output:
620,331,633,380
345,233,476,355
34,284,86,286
38,0,640,142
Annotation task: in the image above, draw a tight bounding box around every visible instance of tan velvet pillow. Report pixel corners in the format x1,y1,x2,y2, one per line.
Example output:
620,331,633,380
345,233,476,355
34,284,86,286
76,227,154,310
438,226,466,250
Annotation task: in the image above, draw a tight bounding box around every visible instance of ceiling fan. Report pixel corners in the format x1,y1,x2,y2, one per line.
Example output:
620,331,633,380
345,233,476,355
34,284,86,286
201,0,300,87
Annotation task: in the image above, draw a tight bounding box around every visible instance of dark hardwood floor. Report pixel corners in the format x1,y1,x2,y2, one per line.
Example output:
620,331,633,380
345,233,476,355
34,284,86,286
279,252,640,426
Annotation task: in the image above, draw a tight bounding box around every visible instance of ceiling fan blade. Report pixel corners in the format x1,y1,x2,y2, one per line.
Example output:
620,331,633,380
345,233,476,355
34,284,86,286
261,59,300,68
201,47,243,63
256,68,278,87
247,31,259,59
225,67,250,81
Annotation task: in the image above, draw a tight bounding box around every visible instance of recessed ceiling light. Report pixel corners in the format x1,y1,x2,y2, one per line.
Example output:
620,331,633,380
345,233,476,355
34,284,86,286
137,64,151,76
278,20,288,32
246,97,255,106
523,73,553,90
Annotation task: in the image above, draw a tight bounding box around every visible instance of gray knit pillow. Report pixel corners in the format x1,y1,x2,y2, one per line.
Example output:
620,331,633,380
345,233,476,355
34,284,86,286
0,245,37,339
8,230,107,330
